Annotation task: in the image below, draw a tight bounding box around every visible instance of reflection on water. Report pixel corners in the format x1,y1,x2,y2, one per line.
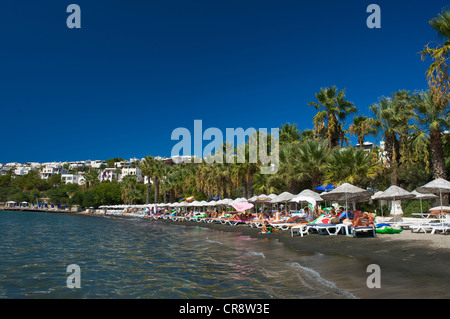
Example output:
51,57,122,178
1,210,445,299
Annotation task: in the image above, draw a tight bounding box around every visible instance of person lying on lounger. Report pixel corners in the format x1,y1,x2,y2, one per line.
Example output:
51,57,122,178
352,212,374,227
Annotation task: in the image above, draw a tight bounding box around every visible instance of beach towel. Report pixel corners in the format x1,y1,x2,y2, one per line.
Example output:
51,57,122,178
308,214,326,224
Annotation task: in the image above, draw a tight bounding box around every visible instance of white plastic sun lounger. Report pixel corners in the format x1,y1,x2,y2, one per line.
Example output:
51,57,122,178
269,222,302,231
409,219,443,233
290,224,311,237
312,223,346,236
430,224,450,234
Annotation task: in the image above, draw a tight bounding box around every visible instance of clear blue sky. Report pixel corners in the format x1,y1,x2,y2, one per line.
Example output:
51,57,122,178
0,0,447,163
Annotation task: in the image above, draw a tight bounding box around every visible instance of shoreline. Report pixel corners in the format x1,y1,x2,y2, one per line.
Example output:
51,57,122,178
3,209,450,298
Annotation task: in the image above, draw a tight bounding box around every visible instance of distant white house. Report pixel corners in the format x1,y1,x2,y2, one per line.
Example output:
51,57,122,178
170,155,195,164
119,167,143,183
87,160,106,169
40,164,69,180
61,174,85,185
14,166,35,176
114,161,130,169
98,168,119,182
68,162,86,170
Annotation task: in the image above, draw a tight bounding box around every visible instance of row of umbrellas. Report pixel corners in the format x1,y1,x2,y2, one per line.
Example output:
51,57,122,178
372,178,450,219
100,178,450,216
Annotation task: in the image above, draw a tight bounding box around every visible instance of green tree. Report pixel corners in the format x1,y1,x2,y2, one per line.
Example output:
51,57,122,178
140,156,164,204
348,115,377,148
412,90,449,180
308,86,357,148
84,169,99,189
279,123,301,145
323,147,382,187
279,139,330,190
421,8,450,109
370,94,416,185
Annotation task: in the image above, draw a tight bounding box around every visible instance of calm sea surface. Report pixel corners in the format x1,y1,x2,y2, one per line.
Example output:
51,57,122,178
0,210,442,299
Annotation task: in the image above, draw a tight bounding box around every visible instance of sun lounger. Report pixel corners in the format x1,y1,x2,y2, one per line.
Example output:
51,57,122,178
247,220,265,228
412,213,432,218
290,224,311,237
269,222,304,231
407,219,442,233
312,223,345,236
429,224,450,234
169,215,188,222
352,226,376,238
225,218,254,226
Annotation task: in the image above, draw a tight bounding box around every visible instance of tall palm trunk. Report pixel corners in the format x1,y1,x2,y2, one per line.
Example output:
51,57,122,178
242,179,248,198
385,133,399,186
247,175,254,198
146,182,151,204
170,189,175,203
431,129,447,179
328,115,340,148
288,179,299,195
154,176,159,203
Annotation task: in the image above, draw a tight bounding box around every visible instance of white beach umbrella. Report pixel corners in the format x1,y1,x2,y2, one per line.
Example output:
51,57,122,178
375,185,415,219
320,183,372,211
291,195,316,208
232,197,248,204
411,190,437,217
216,198,233,206
273,192,295,203
292,189,323,202
208,200,217,206
429,206,450,212
416,178,450,220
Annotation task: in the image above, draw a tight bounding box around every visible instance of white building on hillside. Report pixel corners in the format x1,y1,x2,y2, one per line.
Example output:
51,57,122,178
14,166,35,176
61,174,85,185
120,167,143,183
99,168,119,182
40,164,69,180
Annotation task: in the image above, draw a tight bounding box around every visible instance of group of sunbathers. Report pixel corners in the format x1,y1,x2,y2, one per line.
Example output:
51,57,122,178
158,205,376,230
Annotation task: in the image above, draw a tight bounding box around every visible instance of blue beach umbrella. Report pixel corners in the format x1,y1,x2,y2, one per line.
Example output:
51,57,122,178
316,184,336,192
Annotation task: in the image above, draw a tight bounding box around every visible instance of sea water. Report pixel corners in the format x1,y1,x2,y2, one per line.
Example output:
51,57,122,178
0,210,443,299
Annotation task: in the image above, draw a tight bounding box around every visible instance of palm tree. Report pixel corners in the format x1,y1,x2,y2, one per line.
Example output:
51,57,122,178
421,8,450,109
370,94,416,185
279,123,301,145
308,86,357,148
140,156,154,204
348,115,377,148
140,156,164,203
120,175,140,205
279,139,329,190
83,169,99,190
413,90,450,180
323,147,382,186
